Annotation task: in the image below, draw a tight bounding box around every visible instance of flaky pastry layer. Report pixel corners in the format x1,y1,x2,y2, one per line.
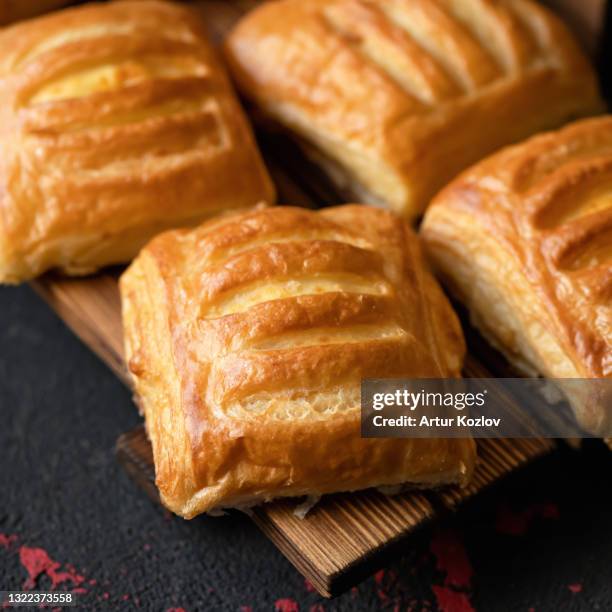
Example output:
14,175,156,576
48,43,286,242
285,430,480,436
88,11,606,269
0,0,274,283
120,205,475,518
422,116,612,434
225,0,603,221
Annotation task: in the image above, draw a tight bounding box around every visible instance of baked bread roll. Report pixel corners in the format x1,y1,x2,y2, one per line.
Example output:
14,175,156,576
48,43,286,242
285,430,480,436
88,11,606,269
0,0,274,283
225,0,604,221
120,204,475,518
0,1,73,25
422,116,612,435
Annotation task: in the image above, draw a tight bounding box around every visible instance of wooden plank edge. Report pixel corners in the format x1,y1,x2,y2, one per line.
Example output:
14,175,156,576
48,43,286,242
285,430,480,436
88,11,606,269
115,426,557,598
30,277,129,383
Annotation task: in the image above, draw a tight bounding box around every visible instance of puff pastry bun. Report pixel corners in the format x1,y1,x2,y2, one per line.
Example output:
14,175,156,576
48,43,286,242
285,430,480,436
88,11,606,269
225,0,603,221
120,204,475,518
422,116,612,434
0,0,274,283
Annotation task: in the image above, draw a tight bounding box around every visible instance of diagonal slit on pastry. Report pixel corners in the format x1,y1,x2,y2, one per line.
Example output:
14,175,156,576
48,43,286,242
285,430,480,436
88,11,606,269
422,116,612,436
120,204,476,518
224,0,604,222
0,0,274,283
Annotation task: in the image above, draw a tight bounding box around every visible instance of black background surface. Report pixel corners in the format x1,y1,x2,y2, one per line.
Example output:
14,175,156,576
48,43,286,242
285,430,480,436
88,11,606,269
1,285,612,611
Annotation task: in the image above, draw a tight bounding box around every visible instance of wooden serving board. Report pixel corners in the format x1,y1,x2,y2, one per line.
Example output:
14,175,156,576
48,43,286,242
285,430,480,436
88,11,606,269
29,0,560,599
32,270,555,598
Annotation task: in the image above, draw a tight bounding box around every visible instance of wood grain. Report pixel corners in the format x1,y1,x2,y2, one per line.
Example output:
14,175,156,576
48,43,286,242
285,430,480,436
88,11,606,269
115,425,553,597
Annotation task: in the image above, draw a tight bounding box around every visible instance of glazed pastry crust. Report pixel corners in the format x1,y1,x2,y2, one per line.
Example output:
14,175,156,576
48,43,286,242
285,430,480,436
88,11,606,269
0,0,274,283
120,205,475,518
225,0,603,221
422,116,612,434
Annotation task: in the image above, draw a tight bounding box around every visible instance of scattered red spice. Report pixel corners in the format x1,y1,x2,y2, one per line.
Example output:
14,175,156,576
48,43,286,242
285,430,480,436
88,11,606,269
240,606,253,612
0,533,17,549
430,529,473,590
377,588,390,604
432,586,475,612
309,605,325,612
102,593,110,600
429,528,475,611
19,547,85,591
275,599,299,612
166,608,187,612
496,502,560,536
568,583,583,594
304,579,315,592
373,568,390,604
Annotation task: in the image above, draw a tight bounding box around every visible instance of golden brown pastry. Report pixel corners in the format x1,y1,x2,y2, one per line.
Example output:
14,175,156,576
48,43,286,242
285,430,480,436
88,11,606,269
422,116,612,434
120,204,475,518
0,1,74,25
0,0,274,284
225,0,604,222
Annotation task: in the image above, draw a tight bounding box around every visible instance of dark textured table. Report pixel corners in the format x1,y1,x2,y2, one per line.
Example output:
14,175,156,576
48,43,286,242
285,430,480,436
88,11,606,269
1,284,612,612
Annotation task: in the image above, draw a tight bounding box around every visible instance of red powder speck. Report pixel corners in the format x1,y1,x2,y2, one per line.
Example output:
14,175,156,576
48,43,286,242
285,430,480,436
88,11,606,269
2,534,19,550
121,594,130,601
166,608,187,612
432,586,475,612
430,529,473,590
102,593,110,600
309,605,325,612
88,579,97,586
568,583,583,594
275,599,299,612
19,547,85,591
72,588,87,595
304,579,315,592
240,607,253,612
374,569,385,585
143,544,151,551
0,534,17,549
496,502,560,536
